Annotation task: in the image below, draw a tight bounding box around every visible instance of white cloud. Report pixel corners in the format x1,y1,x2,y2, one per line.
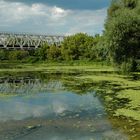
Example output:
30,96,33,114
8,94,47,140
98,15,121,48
51,6,68,19
66,8,107,35
0,0,69,25
0,0,107,35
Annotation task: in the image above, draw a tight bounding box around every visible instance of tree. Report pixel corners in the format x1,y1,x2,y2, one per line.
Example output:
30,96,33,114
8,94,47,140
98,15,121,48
104,0,140,71
8,50,29,60
122,0,137,9
107,0,121,18
61,33,96,60
35,43,49,61
47,44,62,61
0,49,7,60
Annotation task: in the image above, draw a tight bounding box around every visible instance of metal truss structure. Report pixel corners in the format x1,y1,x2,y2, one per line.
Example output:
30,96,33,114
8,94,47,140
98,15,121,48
0,32,65,50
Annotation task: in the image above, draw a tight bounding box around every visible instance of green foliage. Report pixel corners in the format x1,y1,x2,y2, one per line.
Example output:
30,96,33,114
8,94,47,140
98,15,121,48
61,33,100,61
120,59,138,73
107,0,122,18
35,43,62,61
107,0,138,18
25,56,39,63
106,10,140,63
47,45,62,61
8,50,29,60
122,0,138,9
0,33,108,64
92,36,108,61
0,49,7,60
108,0,138,17
35,44,49,61
105,0,140,71
61,33,85,60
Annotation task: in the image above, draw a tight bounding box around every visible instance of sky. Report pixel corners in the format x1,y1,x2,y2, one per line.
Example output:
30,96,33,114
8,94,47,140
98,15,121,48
0,0,111,35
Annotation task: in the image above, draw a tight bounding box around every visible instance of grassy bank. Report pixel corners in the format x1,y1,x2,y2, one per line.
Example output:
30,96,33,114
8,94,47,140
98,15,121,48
0,60,113,72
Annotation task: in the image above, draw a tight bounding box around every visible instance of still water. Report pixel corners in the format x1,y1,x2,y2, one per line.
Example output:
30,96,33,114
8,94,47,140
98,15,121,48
0,72,130,140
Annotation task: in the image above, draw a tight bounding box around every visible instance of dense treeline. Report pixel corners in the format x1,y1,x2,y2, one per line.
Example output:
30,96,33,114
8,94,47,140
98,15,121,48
0,0,139,72
0,33,107,62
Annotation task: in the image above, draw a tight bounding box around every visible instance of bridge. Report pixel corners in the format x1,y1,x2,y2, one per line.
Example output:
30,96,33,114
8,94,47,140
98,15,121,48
0,32,65,50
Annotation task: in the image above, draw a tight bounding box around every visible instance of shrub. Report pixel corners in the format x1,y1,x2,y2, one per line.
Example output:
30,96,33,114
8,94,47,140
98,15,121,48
120,59,138,73
8,50,29,60
35,44,49,61
0,49,7,60
47,45,62,61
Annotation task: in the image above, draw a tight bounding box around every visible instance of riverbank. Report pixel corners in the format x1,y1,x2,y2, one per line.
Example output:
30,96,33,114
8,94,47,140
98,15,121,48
0,61,113,72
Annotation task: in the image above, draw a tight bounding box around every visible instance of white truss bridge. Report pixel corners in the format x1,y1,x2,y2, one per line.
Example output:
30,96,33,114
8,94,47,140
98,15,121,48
0,32,65,50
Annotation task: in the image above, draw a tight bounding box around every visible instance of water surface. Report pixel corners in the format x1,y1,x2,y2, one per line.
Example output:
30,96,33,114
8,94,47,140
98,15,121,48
0,71,136,140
